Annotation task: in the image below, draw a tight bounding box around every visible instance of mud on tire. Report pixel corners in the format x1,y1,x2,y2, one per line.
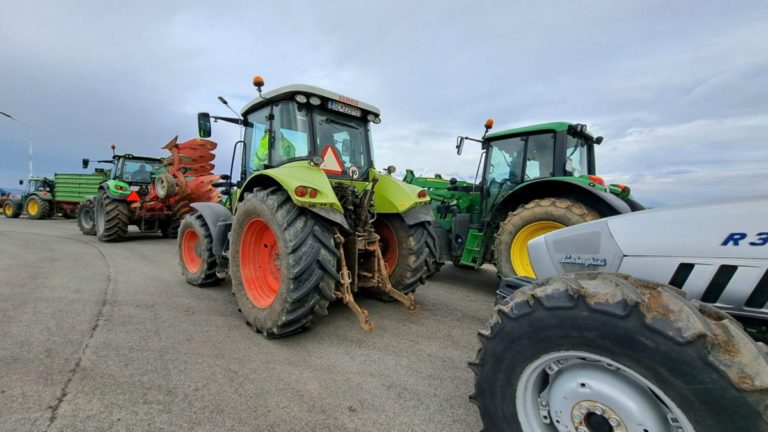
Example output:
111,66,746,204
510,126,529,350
77,200,96,235
494,197,599,278
471,272,768,432
95,190,129,242
178,212,223,286
230,187,339,337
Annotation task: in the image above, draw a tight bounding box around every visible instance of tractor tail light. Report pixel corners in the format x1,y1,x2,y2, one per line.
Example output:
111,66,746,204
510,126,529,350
127,191,141,202
588,175,605,186
308,188,318,199
295,186,308,198
418,189,428,199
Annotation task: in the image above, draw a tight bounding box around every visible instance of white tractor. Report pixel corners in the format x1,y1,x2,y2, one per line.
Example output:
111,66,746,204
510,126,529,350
471,197,768,431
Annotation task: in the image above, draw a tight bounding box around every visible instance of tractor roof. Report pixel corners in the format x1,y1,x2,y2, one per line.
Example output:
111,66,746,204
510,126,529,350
485,122,573,140
241,84,381,116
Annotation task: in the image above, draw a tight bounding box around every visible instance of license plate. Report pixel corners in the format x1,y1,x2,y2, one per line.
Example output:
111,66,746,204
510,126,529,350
328,100,361,117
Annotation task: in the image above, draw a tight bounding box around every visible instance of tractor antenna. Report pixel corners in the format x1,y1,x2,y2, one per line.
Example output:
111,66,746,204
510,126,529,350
218,96,242,119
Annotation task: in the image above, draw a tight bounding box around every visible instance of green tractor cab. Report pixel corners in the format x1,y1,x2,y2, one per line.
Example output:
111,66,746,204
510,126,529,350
404,120,644,279
178,77,436,337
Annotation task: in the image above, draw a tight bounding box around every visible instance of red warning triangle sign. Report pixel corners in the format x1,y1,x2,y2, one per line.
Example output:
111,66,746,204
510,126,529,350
319,145,344,175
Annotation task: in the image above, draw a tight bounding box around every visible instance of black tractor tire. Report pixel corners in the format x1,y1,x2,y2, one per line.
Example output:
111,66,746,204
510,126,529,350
95,190,129,242
493,198,599,278
424,222,443,278
230,187,339,337
3,201,21,218
374,214,430,297
178,212,223,286
77,200,96,235
26,196,50,220
471,272,768,432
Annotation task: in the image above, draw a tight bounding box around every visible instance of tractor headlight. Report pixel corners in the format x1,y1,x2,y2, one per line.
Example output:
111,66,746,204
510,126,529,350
294,94,308,104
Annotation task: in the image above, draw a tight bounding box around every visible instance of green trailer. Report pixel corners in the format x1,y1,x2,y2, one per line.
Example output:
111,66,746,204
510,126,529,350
3,171,107,220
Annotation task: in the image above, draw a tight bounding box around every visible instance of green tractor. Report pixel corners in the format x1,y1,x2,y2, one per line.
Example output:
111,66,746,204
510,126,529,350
177,77,436,337
81,148,175,241
3,177,56,219
404,120,644,279
3,172,106,220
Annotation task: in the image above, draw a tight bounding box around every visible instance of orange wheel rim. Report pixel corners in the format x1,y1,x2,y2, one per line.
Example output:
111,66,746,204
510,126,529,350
375,220,398,274
240,218,280,308
181,229,202,273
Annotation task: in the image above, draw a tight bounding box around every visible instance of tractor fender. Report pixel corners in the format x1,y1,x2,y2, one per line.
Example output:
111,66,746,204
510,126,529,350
190,202,232,258
100,180,132,200
492,178,632,224
31,192,54,201
373,174,431,214
238,161,348,229
399,203,434,226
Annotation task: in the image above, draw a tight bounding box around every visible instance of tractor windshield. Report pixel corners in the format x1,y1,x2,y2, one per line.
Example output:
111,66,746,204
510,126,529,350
119,159,163,183
313,109,371,178
565,135,590,176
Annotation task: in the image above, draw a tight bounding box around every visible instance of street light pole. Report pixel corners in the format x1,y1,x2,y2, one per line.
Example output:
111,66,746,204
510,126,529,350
0,111,33,178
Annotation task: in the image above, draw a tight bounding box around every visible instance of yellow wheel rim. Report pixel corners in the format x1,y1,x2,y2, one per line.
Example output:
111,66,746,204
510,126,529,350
27,200,38,216
3,204,11,216
511,221,565,278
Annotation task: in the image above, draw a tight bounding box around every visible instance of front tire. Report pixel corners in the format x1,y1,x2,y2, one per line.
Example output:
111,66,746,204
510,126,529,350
178,212,223,286
77,200,96,235
471,273,768,432
494,198,599,278
26,196,49,220
95,190,129,242
230,187,339,337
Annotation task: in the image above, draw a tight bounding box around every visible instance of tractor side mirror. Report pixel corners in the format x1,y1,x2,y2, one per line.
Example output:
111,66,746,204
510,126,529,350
18,179,23,185
386,165,396,174
198,112,212,138
456,136,465,155
220,174,231,181
82,158,90,169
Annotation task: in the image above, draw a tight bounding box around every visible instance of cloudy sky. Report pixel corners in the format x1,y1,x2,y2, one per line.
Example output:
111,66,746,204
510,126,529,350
1,0,766,205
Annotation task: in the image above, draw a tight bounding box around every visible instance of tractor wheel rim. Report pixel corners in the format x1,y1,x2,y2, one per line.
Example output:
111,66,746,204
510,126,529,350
27,200,38,216
82,208,94,227
4,203,11,216
511,221,564,278
375,220,398,274
181,229,202,273
240,218,280,308
516,351,695,432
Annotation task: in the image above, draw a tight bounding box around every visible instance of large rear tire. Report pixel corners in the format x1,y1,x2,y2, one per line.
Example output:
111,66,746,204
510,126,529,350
230,187,338,337
26,196,49,220
178,212,223,286
77,200,96,235
471,272,768,432
494,198,599,279
3,201,21,218
424,221,443,278
374,215,429,296
95,190,129,242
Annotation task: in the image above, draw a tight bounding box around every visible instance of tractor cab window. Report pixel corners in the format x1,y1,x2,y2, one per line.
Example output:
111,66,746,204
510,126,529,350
27,180,48,193
524,133,555,179
246,101,310,172
271,101,310,166
120,159,162,183
313,109,370,178
565,135,590,177
486,137,526,187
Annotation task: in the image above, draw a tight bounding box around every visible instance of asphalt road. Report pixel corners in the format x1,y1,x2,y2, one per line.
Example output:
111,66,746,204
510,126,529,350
0,218,498,431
